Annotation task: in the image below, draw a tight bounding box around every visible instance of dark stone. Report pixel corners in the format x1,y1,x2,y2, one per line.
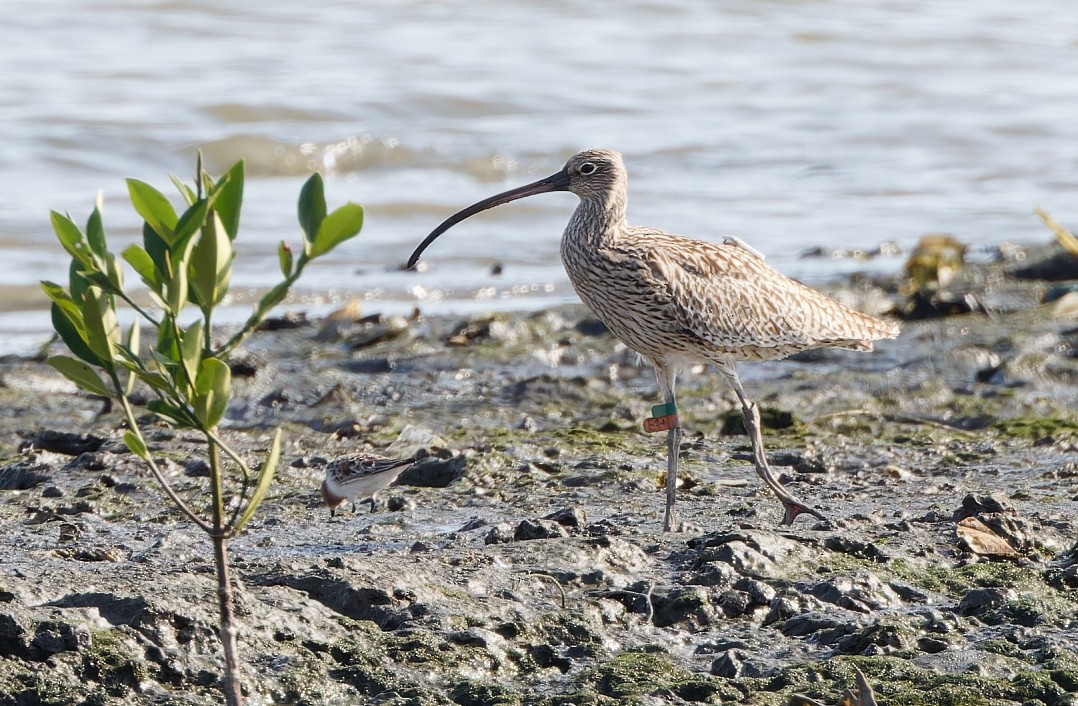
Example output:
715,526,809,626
954,493,1016,519
899,290,984,320
781,611,853,638
733,577,776,606
717,590,751,618
398,455,465,488
719,407,796,436
258,311,309,330
1009,250,1078,281
824,536,889,563
888,580,930,602
0,612,27,656
835,621,909,655
513,519,568,541
46,593,153,627
340,356,397,374
542,507,586,527
63,453,108,472
574,318,609,337
0,462,51,490
184,459,211,478
801,572,901,612
483,524,515,545
685,563,738,588
28,430,106,456
918,636,950,653
251,571,411,631
956,587,1011,617
651,586,717,629
710,649,744,678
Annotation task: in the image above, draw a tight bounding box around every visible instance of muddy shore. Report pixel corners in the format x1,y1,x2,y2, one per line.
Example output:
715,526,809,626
0,248,1076,705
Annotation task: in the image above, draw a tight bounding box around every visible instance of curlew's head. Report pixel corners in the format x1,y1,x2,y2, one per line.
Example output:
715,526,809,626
406,149,626,269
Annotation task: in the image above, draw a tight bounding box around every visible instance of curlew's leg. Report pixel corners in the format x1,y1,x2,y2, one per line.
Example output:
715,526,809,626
654,365,683,532
721,365,827,525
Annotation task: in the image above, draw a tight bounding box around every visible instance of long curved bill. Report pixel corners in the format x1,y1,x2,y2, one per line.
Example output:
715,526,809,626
406,167,571,269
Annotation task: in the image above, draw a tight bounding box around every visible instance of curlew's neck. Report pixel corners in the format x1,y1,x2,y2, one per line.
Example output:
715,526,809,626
564,187,628,250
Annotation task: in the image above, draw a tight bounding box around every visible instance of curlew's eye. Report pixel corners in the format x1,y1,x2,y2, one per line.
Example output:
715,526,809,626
578,162,597,175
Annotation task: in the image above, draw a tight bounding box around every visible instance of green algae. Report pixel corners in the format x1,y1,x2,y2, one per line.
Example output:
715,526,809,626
576,650,744,704
450,679,522,706
990,416,1078,442
754,655,1069,706
80,629,149,697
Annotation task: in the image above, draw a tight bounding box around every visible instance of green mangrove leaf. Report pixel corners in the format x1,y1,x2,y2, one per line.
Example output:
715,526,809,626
122,323,140,395
193,357,231,428
190,212,234,309
80,288,119,370
297,172,326,245
179,320,204,393
41,281,81,320
47,355,112,397
277,241,293,278
142,223,170,279
67,260,92,304
123,430,149,459
212,161,244,240
170,173,198,206
233,428,281,534
147,399,194,427
165,252,190,315
174,198,211,244
122,243,161,291
50,211,93,268
86,205,107,260
126,179,178,243
48,302,101,367
311,203,363,258
105,252,124,292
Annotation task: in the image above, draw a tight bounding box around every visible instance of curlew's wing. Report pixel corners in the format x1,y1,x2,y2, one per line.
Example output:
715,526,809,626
628,230,898,359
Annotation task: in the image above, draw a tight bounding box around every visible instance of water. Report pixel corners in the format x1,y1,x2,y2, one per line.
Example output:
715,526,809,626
2,0,1077,355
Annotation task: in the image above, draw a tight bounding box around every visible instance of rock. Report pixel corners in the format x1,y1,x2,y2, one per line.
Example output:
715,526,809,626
484,523,515,545
0,462,50,490
716,590,752,618
689,531,808,578
543,507,587,527
398,454,464,488
781,612,859,643
27,430,106,456
386,425,447,457
684,562,738,588
651,586,719,629
710,649,744,678
513,519,569,541
836,621,911,655
955,516,1020,559
954,493,1016,518
800,571,904,612
956,587,1012,617
824,536,889,563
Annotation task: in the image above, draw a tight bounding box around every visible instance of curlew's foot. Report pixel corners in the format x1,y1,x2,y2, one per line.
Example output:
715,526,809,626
780,497,828,526
663,505,677,533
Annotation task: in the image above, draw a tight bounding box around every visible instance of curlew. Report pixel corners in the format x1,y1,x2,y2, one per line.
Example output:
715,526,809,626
407,149,899,531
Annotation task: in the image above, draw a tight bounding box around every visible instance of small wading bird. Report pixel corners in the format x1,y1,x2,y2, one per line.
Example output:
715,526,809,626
320,454,417,517
407,149,899,531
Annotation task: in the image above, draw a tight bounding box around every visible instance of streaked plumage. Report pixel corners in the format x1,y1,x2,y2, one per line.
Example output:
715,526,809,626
408,149,899,531
320,454,416,517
